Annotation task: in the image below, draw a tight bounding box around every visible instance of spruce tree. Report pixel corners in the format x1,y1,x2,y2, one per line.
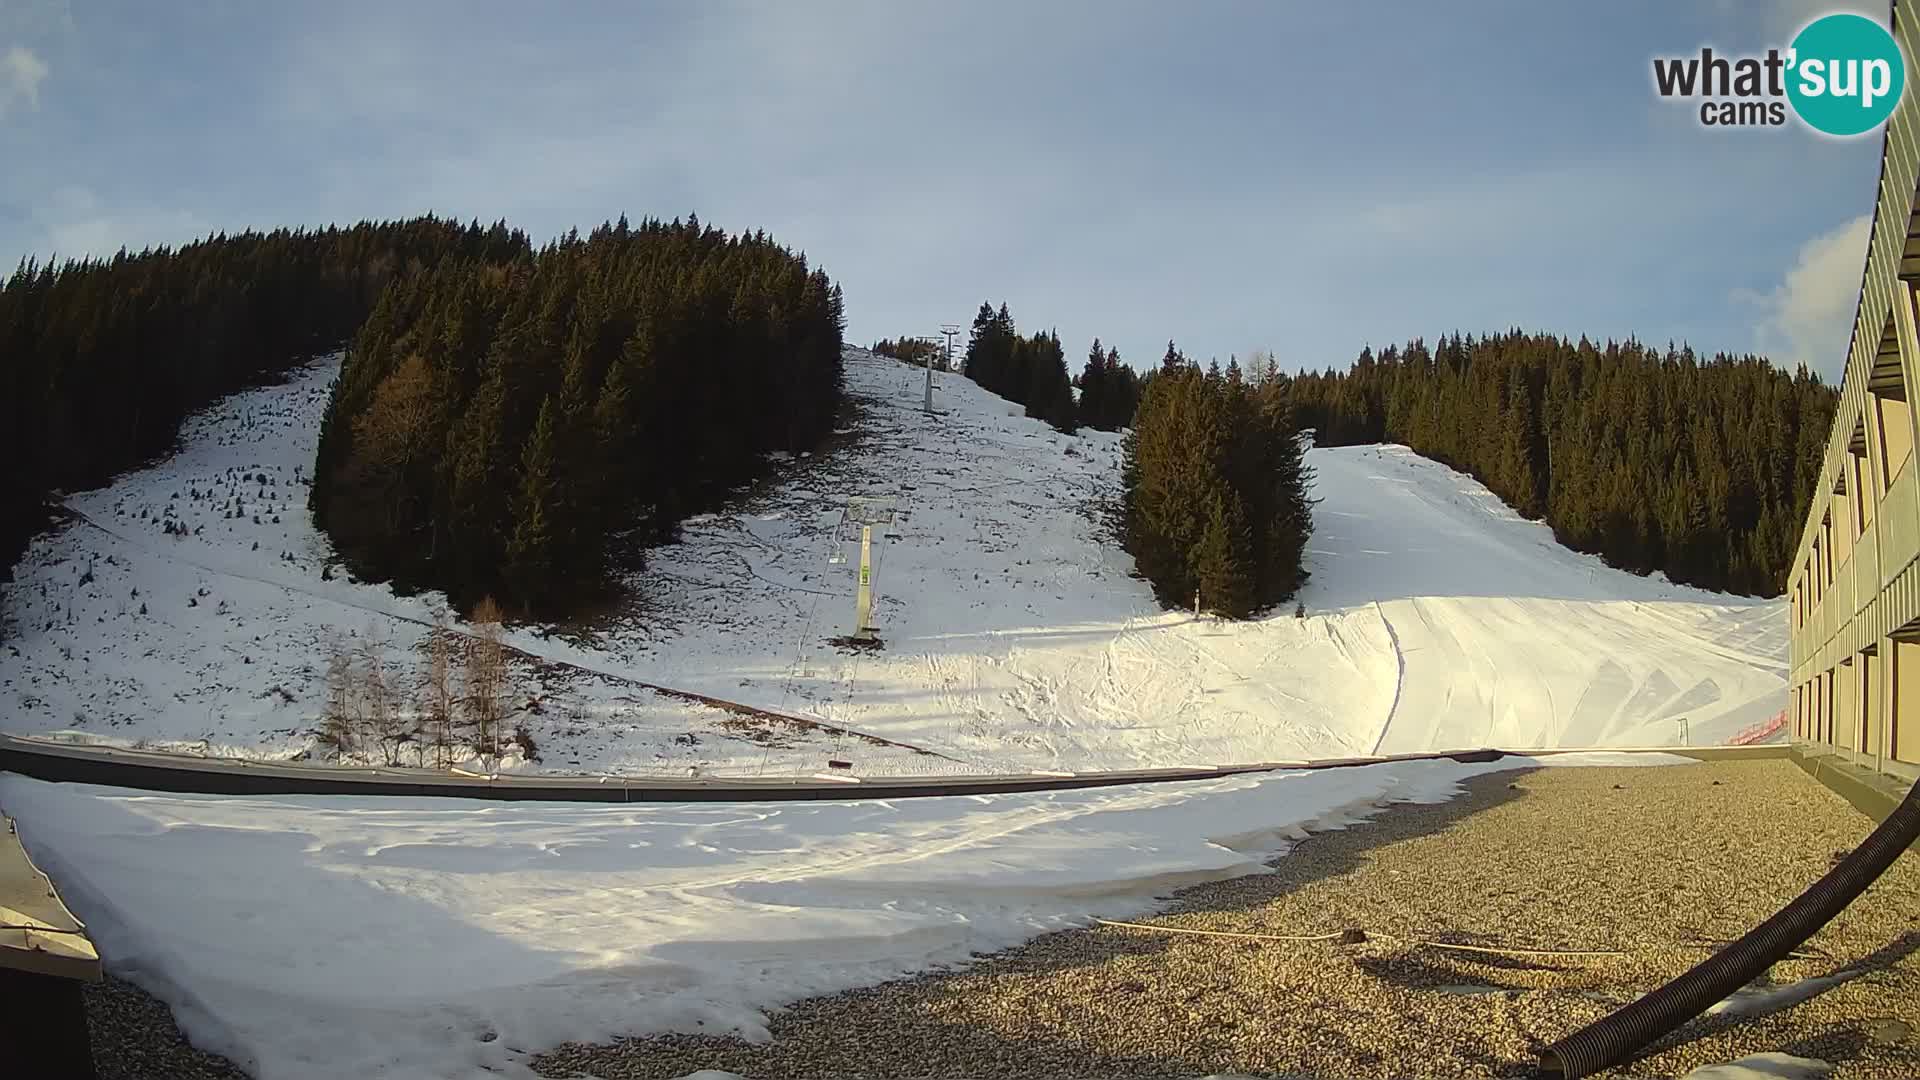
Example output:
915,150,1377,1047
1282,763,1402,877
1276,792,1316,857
1079,338,1108,430
1025,330,1077,433
964,303,997,388
1161,340,1186,373
505,396,561,609
1123,364,1313,617
1106,346,1138,429
1193,492,1257,618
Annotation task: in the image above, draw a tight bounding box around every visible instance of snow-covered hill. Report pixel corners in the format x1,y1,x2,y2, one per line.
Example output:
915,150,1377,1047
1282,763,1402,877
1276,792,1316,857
0,347,1786,774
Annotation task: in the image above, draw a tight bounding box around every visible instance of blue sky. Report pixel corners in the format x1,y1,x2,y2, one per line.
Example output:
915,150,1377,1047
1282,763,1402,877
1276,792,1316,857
0,1,1892,381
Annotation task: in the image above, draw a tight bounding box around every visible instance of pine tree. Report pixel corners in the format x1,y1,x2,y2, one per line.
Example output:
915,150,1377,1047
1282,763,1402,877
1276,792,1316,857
965,301,1027,401
1105,346,1138,429
964,302,998,388
1193,492,1257,618
1025,330,1077,433
1161,340,1186,373
1259,404,1315,601
1078,338,1108,430
1123,364,1312,617
504,396,561,609
1501,366,1542,518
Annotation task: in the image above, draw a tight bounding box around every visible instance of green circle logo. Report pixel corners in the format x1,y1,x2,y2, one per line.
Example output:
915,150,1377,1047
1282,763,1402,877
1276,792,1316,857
1787,13,1906,136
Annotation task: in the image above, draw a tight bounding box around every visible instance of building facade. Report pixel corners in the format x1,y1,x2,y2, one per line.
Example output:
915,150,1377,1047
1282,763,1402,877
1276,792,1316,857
1788,1,1920,785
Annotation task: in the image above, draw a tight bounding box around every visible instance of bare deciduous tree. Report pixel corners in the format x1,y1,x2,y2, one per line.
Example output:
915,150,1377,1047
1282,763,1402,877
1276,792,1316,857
463,596,507,772
319,630,359,759
316,599,516,769
1245,348,1279,388
359,625,411,766
421,613,456,769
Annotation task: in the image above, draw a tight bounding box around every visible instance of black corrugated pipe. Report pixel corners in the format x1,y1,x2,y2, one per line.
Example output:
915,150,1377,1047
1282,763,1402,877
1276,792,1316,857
1538,775,1920,1078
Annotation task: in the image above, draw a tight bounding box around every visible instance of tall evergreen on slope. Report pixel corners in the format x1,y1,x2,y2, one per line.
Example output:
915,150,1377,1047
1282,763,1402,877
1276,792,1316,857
1078,339,1111,429
963,302,1020,400
961,303,1079,433
1022,329,1078,432
1077,339,1142,431
1123,359,1313,617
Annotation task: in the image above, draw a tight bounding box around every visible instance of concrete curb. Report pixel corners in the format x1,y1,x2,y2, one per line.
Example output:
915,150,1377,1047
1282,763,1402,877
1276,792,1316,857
0,733,1787,804
1789,746,1914,822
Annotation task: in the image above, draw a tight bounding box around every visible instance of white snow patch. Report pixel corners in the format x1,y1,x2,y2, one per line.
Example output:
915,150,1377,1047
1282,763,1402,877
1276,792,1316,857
1709,972,1855,1018
1680,1052,1833,1079
1,755,1598,1079
1528,750,1701,767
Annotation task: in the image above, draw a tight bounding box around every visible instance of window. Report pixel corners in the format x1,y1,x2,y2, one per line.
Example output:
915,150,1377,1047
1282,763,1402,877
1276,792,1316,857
1823,515,1835,585
1851,444,1874,533
1841,656,1860,752
1876,388,1912,487
1832,489,1854,565
1862,649,1879,754
1825,670,1836,743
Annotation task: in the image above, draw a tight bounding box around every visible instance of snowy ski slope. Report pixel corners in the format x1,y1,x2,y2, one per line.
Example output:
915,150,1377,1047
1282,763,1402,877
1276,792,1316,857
0,346,1787,774
0,344,1791,1079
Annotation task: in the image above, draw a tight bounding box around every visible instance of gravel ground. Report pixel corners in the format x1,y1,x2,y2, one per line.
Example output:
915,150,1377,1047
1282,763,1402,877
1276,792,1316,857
533,760,1920,1080
85,974,251,1080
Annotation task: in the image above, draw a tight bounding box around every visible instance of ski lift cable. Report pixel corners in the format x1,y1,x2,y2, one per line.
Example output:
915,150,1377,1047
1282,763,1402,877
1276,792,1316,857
767,501,848,764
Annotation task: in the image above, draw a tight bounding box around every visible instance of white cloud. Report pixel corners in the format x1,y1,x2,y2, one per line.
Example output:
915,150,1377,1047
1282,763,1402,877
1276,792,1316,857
0,44,48,115
1745,213,1870,380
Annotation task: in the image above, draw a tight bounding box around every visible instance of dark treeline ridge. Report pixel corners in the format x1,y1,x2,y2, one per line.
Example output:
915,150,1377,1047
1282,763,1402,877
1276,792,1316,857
311,215,846,615
871,336,948,369
1124,346,1314,617
962,302,1078,432
1286,331,1837,596
959,302,1143,433
0,216,529,584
